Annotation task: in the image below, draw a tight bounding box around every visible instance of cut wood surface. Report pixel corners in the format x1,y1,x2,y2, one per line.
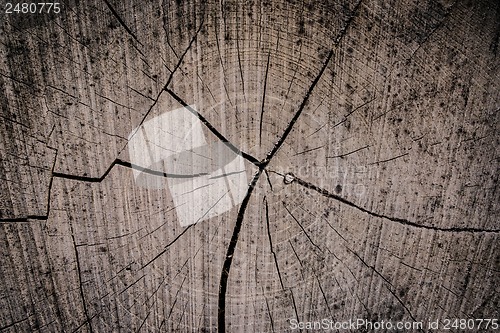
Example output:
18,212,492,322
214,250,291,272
0,0,499,332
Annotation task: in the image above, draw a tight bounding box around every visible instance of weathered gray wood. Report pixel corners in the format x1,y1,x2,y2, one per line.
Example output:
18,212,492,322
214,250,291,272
0,0,499,332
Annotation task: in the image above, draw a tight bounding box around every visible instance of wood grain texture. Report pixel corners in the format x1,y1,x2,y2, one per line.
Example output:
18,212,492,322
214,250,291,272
0,0,498,332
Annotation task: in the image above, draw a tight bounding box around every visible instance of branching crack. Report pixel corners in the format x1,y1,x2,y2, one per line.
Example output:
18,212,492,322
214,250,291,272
217,49,333,332
0,159,208,222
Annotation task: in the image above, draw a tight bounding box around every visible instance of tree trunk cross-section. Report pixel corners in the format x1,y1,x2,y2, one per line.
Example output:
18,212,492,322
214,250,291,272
0,0,499,332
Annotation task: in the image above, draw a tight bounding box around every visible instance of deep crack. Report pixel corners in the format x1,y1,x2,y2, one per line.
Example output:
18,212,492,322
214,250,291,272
103,0,142,46
217,49,334,332
163,89,261,167
0,159,209,222
264,197,285,290
285,173,500,234
262,50,334,166
217,169,262,333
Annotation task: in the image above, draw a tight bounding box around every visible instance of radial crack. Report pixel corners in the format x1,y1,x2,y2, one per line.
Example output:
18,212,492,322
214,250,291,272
263,291,276,333
119,13,205,161
103,0,142,45
217,169,262,333
217,50,334,332
235,24,246,102
334,0,363,45
259,51,271,146
118,275,145,296
164,88,261,166
264,197,285,289
209,170,246,179
70,230,94,333
140,225,194,270
385,285,425,333
262,50,333,165
348,248,393,287
293,145,325,156
288,174,500,233
0,158,211,223
315,275,333,318
289,290,301,332
54,159,209,182
328,145,370,159
368,152,409,165
283,203,323,253
264,169,274,191
167,276,187,321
